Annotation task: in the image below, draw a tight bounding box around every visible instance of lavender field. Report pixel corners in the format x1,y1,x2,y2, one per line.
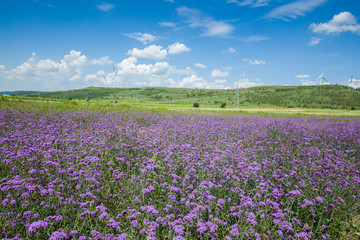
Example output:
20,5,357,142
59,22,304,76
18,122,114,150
1,106,360,239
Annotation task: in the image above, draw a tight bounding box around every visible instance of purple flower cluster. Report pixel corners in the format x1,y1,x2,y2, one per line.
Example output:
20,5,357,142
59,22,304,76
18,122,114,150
0,108,359,239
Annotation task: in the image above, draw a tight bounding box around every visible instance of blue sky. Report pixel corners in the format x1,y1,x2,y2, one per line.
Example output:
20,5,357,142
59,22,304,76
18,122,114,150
0,0,360,91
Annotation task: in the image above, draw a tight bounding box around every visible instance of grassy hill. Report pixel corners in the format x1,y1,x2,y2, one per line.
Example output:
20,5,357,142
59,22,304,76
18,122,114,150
2,84,360,110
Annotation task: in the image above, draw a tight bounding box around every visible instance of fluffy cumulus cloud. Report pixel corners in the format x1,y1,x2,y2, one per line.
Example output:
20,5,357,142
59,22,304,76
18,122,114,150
115,56,175,86
177,75,207,88
167,74,229,89
96,2,115,12
127,43,190,60
211,69,229,78
227,0,270,8
265,0,327,20
194,63,207,69
0,42,197,90
310,12,360,35
127,45,168,60
234,78,257,88
167,42,191,55
177,7,234,37
115,55,197,87
349,78,360,89
0,51,113,90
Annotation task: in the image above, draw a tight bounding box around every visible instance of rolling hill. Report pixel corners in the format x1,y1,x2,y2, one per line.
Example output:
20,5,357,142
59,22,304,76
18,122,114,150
2,84,360,110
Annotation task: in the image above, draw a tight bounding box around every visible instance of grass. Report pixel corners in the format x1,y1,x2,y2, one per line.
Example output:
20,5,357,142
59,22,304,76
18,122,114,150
2,84,360,110
2,96,360,119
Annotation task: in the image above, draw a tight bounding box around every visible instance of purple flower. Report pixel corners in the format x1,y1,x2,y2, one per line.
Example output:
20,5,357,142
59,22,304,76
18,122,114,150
230,229,239,237
91,230,102,239
131,220,138,228
28,220,48,233
49,231,67,240
173,225,184,235
173,236,185,240
98,212,109,220
44,215,63,222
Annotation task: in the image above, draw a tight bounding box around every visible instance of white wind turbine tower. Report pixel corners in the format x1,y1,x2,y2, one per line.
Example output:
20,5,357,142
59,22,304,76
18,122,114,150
317,69,329,85
177,74,186,88
103,64,117,87
112,64,117,87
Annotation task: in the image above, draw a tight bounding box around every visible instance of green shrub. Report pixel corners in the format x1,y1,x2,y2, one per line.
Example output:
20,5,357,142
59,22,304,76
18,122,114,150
193,102,199,108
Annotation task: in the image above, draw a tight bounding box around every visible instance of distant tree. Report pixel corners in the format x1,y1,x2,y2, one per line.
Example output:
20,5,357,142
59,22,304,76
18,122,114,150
193,103,199,108
220,103,226,108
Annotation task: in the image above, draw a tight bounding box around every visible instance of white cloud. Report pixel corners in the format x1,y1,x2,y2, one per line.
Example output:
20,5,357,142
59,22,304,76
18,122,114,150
215,79,227,84
96,2,115,12
223,47,237,54
178,74,207,88
159,22,176,28
0,50,113,90
0,49,198,90
125,33,157,45
301,80,317,85
310,12,360,35
127,45,168,60
349,78,360,89
265,0,327,20
309,37,321,46
116,57,170,86
177,7,234,37
211,69,229,78
115,56,194,87
242,35,269,42
84,70,114,86
206,82,229,89
234,78,257,88
90,56,113,65
194,63,207,69
248,59,266,65
296,74,310,78
227,0,270,8
168,42,191,54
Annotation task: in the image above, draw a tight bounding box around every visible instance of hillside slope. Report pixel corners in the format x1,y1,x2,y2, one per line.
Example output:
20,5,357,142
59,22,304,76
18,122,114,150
2,85,360,109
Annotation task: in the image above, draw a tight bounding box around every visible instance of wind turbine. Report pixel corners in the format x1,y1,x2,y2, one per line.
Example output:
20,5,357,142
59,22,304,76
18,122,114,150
317,69,329,85
349,75,354,83
112,63,117,87
103,64,117,87
177,74,186,88
103,75,108,86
